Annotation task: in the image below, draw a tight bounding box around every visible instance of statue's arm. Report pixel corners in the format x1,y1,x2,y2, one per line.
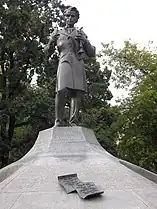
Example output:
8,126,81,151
44,28,59,58
80,30,96,57
84,40,96,57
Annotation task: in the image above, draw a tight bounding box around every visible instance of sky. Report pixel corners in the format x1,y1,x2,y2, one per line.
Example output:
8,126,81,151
63,0,157,104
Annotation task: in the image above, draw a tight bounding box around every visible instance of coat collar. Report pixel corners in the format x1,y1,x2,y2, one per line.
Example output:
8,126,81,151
59,27,77,36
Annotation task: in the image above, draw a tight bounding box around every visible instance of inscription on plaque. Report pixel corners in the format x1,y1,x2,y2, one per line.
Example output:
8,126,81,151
53,128,85,141
74,181,104,199
58,173,104,199
58,173,79,193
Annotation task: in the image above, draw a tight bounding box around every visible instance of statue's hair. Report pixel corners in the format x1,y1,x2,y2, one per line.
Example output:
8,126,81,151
64,6,80,21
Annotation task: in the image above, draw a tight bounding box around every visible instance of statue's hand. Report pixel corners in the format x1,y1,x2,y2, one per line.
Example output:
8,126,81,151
52,33,60,41
75,34,87,44
51,27,60,40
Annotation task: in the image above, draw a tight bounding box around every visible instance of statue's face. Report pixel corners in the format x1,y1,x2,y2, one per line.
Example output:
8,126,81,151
65,10,78,27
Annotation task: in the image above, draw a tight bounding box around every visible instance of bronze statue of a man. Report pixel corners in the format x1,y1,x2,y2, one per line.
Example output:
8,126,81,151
44,6,95,127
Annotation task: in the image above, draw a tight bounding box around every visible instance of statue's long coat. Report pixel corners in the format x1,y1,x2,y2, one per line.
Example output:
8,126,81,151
51,28,95,92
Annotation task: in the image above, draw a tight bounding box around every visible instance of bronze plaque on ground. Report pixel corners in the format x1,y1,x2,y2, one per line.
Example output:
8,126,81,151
58,173,104,199
75,181,104,199
58,173,79,193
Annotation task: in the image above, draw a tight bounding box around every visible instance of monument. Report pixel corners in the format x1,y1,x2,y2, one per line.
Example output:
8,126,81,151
44,6,95,127
0,126,157,208
0,5,157,209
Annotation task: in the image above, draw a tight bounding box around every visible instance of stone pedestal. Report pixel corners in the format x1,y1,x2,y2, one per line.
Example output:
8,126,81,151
0,127,157,209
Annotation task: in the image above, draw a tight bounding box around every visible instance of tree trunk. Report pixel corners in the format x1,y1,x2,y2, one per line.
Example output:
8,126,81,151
3,114,15,166
0,51,8,168
0,51,16,167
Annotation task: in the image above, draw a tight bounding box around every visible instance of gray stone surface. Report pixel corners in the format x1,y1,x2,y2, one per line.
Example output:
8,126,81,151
0,126,157,209
120,159,157,184
0,192,21,209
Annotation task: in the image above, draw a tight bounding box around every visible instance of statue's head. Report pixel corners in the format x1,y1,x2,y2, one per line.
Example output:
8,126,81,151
64,6,80,27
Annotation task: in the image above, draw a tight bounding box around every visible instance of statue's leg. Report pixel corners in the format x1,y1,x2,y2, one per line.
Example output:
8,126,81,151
69,91,81,126
54,89,67,127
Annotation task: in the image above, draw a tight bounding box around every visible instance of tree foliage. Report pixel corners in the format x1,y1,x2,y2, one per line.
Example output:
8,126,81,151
101,41,157,173
81,58,116,155
0,0,63,167
101,41,157,89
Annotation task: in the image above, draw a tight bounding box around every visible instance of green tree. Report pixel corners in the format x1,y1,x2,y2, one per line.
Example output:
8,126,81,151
81,58,117,155
0,0,63,167
101,41,157,173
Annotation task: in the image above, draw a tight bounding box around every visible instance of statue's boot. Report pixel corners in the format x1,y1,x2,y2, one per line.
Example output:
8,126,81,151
69,97,80,126
54,90,66,127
